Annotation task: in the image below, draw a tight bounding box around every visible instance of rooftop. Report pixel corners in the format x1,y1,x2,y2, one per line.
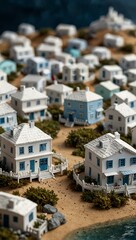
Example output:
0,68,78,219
99,81,119,90
107,102,136,117
113,90,136,102
102,65,122,71
121,54,136,61
0,81,17,94
0,103,16,116
21,74,46,83
12,86,47,101
46,81,73,92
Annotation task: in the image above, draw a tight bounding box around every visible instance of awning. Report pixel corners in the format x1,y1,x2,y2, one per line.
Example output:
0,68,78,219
121,170,136,175
104,172,118,177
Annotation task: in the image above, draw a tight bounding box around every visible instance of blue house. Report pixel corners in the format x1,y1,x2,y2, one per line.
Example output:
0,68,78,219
0,60,17,75
60,87,103,126
67,38,87,52
95,81,120,100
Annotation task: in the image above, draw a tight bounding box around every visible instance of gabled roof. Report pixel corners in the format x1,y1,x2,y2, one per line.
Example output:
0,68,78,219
65,88,102,102
113,90,136,102
0,81,17,94
84,132,136,159
99,81,119,91
106,102,136,117
0,103,16,116
46,81,73,93
93,46,110,52
12,45,33,52
21,74,46,83
1,122,52,144
121,54,136,61
127,69,136,74
28,56,47,63
102,65,122,71
129,81,136,87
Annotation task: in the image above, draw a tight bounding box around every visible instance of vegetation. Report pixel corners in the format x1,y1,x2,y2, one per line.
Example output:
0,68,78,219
0,175,29,189
121,132,132,145
7,72,18,82
100,58,118,66
77,28,89,39
17,115,28,125
48,104,63,121
130,193,136,200
81,190,97,203
12,190,20,196
36,120,60,138
39,28,53,36
0,227,37,240
0,126,5,134
128,29,136,37
24,186,59,211
33,221,41,228
37,213,47,220
65,128,101,157
119,44,134,53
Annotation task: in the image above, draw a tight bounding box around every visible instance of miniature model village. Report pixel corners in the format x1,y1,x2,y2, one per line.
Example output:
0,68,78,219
2,7,136,240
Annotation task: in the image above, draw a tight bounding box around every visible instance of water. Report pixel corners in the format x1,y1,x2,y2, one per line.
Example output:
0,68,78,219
65,218,136,240
0,0,136,33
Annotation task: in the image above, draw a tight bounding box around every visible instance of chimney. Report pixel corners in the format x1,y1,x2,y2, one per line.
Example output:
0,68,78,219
29,121,35,128
10,127,18,137
20,85,25,92
114,132,120,140
76,87,80,91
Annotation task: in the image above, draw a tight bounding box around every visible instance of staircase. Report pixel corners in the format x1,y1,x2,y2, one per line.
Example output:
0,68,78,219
40,171,54,180
65,120,74,127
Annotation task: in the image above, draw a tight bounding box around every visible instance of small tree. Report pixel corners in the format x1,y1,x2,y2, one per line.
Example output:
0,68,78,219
36,120,60,138
119,44,134,53
48,104,63,121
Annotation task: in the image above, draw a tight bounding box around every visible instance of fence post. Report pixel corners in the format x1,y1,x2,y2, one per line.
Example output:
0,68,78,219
125,183,128,196
17,174,19,184
38,167,41,182
82,180,85,192
10,171,12,177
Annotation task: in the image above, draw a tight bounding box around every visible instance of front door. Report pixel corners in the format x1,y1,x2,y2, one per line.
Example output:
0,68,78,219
69,113,74,122
29,112,34,120
3,215,9,228
123,175,129,185
30,160,35,172
39,158,48,171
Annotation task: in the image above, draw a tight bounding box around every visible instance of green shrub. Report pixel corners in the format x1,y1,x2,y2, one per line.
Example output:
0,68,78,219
12,190,20,196
69,180,82,192
36,120,60,138
130,193,136,200
0,127,5,134
81,191,96,203
119,44,134,53
48,104,63,121
0,175,29,189
108,191,121,208
33,221,41,228
93,192,111,210
37,214,47,220
24,187,59,211
67,170,73,180
7,72,17,82
39,28,53,36
84,176,97,185
76,164,85,174
100,58,118,66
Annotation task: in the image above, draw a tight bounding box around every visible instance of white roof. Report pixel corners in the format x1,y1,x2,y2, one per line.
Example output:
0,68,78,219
107,102,136,117
11,86,47,101
102,65,122,71
21,74,45,83
113,90,136,102
46,81,73,93
104,33,123,40
44,36,62,46
129,81,136,87
64,62,87,70
93,46,110,53
28,56,47,63
127,69,136,74
56,24,76,30
0,81,17,94
19,23,35,29
0,103,16,115
0,191,37,216
55,52,72,58
83,54,99,60
122,54,136,61
1,122,52,144
85,132,136,159
12,45,33,52
66,88,102,102
37,43,61,52
100,81,119,90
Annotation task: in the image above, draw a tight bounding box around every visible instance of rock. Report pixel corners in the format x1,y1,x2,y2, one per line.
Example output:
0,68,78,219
43,204,57,214
48,217,61,231
53,211,66,225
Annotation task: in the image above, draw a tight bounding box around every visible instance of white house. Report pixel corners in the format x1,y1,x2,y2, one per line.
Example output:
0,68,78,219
127,69,136,82
99,65,123,81
0,103,17,131
10,35,31,47
105,103,136,135
0,81,17,103
24,57,49,75
18,23,36,35
0,191,37,231
49,59,64,75
103,33,124,47
43,35,63,48
92,47,111,60
45,81,73,105
55,52,75,64
37,43,61,59
0,70,7,81
0,122,53,179
11,86,48,122
62,63,89,83
129,81,136,96
111,90,136,110
21,75,47,93
84,131,136,186
112,74,127,87
10,45,34,64
77,54,99,69
120,54,136,71
1,31,18,44
67,38,87,52
56,24,77,36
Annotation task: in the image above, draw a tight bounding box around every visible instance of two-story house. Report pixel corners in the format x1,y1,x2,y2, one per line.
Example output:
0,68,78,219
99,65,123,81
11,86,48,121
10,45,34,64
84,132,136,186
111,90,136,110
21,75,47,93
95,81,120,100
0,103,17,131
105,103,136,135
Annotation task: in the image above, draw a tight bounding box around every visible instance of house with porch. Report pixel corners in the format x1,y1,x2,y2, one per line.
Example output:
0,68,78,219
95,81,120,100
11,85,48,122
99,65,123,81
10,45,34,64
92,47,111,60
120,54,136,71
84,131,136,186
105,103,136,135
0,103,17,131
0,81,17,103
0,60,16,75
21,75,47,93
60,87,103,126
111,90,136,110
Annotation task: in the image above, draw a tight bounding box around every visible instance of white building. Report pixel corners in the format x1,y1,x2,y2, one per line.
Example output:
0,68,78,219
84,132,136,186
37,43,61,59
0,191,37,231
0,81,17,103
56,24,77,36
112,74,127,87
105,103,136,135
11,86,48,122
10,45,34,64
129,81,136,96
127,69,136,82
55,52,75,64
10,35,31,47
24,57,49,75
21,75,47,93
92,46,111,60
111,90,136,110
0,122,53,178
120,54,136,71
43,35,63,48
49,59,64,75
99,65,123,81
103,33,124,47
45,81,73,105
62,63,89,83
0,70,7,81
18,23,35,35
1,31,18,44
0,103,17,131
77,54,99,69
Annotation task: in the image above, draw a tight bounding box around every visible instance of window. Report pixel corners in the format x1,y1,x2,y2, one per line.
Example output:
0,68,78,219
29,212,33,222
97,158,100,167
0,118,5,124
130,157,136,165
36,100,40,105
79,104,83,108
130,101,134,108
55,98,59,102
109,115,113,120
13,216,18,223
39,143,46,151
11,147,13,154
107,176,114,184
89,167,91,177
98,173,100,184
28,146,33,153
132,116,135,120
119,158,125,167
40,110,45,117
67,102,71,107
39,63,43,68
89,152,92,160
133,174,136,181
106,160,113,169
27,101,31,107
127,117,130,122
15,100,17,106
118,117,121,121
19,162,25,171
19,147,24,155
102,70,106,78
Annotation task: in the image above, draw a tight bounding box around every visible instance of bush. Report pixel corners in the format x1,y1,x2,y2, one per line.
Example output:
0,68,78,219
66,82,86,91
93,192,111,210
0,127,5,134
100,58,118,66
12,190,20,196
84,176,97,185
37,214,47,220
33,221,41,228
69,180,82,192
48,104,63,121
0,175,29,189
108,191,121,208
76,164,85,174
67,170,73,180
7,72,17,82
36,120,60,138
39,28,53,36
81,190,96,203
24,187,59,211
119,44,134,53
131,193,136,200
